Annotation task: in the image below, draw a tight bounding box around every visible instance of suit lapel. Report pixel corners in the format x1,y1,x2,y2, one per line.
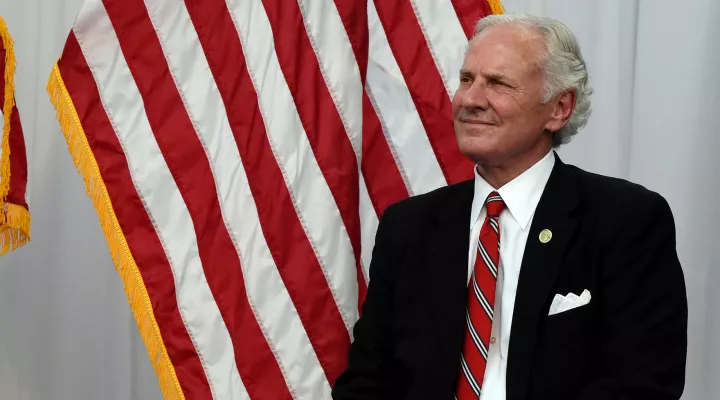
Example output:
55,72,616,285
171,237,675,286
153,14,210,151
506,155,579,400
424,180,474,396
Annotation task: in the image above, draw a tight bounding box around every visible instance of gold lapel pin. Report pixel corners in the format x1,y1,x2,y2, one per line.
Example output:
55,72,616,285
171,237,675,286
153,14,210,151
539,229,553,243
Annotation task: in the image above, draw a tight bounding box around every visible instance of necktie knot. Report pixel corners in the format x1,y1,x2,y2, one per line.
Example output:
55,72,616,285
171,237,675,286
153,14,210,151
485,191,505,218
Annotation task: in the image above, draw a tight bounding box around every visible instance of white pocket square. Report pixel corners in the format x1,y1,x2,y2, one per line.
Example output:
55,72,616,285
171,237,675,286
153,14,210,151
548,289,591,316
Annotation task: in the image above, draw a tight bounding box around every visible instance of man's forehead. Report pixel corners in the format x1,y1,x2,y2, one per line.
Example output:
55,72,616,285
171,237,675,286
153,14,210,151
463,24,544,72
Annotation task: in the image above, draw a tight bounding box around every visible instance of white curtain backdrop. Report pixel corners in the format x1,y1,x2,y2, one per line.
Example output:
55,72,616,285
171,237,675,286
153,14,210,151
0,0,716,399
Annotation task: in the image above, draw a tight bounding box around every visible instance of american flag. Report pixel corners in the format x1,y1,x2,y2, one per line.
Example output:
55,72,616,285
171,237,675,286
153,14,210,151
48,0,502,398
0,15,31,255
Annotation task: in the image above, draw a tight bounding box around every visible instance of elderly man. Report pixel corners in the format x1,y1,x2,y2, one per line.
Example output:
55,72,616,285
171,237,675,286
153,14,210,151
331,13,687,400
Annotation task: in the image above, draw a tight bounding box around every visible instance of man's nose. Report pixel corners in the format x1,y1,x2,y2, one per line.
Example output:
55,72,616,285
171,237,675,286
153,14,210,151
461,81,490,110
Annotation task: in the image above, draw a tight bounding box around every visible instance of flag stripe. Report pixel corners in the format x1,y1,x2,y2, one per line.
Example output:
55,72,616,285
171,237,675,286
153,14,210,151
283,0,370,308
227,0,361,338
151,1,335,398
450,0,492,38
367,0,447,196
411,0,469,99
228,0,359,330
261,0,365,313
5,104,27,208
187,0,349,393
373,0,475,185
358,174,377,281
228,0,360,374
290,0,388,297
262,0,362,269
57,33,210,400
327,0,399,287
98,0,277,397
332,0,369,83
296,0,363,160
360,90,410,215
331,0,410,218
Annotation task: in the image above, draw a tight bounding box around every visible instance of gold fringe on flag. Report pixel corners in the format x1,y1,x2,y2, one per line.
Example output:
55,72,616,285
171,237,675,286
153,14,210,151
47,64,185,400
489,0,505,15
0,16,31,255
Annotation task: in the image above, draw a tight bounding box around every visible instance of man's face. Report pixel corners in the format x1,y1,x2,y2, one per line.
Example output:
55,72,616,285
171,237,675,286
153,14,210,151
452,24,559,166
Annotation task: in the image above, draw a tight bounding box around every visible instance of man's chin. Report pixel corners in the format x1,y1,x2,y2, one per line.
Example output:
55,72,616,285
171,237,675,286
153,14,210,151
457,143,499,165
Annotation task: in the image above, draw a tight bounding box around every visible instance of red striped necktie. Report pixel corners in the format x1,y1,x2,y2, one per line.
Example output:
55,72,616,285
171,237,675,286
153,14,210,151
456,191,505,399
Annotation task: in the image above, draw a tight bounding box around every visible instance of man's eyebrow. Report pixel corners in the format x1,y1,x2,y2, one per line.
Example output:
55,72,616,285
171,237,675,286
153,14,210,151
459,69,513,84
486,72,512,82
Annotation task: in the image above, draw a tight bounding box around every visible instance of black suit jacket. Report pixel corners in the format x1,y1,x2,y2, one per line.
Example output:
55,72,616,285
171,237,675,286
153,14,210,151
332,154,687,400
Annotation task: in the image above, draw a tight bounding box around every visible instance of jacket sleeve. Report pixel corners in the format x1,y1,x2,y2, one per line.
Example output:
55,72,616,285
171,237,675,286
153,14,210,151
578,193,688,400
332,203,405,400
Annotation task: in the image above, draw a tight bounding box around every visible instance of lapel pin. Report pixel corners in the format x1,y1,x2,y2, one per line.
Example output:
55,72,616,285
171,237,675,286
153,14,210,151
539,229,552,243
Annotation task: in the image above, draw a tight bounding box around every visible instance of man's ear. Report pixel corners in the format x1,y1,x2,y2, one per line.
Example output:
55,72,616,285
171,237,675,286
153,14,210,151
545,89,576,133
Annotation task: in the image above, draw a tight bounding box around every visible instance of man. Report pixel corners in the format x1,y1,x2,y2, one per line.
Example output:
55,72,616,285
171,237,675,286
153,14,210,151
332,13,687,400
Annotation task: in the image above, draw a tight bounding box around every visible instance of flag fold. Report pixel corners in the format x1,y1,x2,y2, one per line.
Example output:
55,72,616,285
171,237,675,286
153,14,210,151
0,16,30,256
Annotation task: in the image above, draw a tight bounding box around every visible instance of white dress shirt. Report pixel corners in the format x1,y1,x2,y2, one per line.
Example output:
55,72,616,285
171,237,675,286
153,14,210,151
468,150,555,400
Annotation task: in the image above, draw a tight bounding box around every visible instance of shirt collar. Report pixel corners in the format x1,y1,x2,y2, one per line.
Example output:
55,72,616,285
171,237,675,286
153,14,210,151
470,150,555,230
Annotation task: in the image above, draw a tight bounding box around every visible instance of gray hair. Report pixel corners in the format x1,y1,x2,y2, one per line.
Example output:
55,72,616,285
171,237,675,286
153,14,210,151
473,14,593,147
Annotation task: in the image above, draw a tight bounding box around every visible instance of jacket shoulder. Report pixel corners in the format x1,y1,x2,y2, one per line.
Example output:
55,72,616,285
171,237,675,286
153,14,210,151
568,164,673,219
380,180,474,224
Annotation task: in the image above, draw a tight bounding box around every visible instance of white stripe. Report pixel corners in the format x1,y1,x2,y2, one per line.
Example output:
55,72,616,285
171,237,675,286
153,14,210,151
145,0,331,397
73,1,240,397
363,86,413,193
410,0,469,98
359,174,377,285
226,0,358,346
296,0,362,160
367,0,447,196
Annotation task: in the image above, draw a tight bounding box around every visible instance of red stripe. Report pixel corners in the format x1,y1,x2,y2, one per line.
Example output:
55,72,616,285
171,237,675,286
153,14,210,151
361,93,409,215
332,0,369,83
185,0,352,385
450,0,494,39
6,105,28,209
0,46,29,209
467,287,493,343
101,2,291,397
480,224,500,263
57,33,211,400
456,374,473,399
456,368,477,400
460,329,488,389
332,1,409,219
373,0,475,185
462,335,488,373
260,0,368,316
473,252,497,306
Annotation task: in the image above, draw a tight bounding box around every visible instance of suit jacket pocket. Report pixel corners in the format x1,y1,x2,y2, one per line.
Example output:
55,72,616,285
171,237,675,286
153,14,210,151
541,303,594,344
